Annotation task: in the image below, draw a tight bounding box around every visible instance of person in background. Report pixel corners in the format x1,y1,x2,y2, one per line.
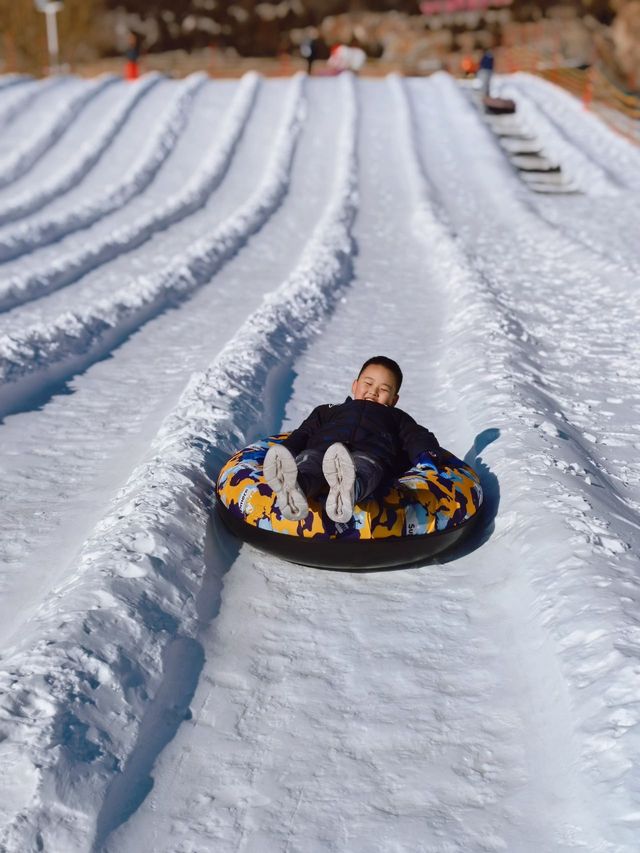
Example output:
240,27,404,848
478,49,494,97
124,31,142,81
300,37,318,75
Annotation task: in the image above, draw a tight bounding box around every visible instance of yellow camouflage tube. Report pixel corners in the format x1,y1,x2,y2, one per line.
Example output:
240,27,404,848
216,435,483,569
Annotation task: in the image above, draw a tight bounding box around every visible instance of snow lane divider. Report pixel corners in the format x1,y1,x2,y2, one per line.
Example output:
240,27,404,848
0,73,358,852
0,75,118,191
0,73,207,263
0,74,29,93
0,75,162,227
0,73,302,414
0,72,261,313
0,76,65,132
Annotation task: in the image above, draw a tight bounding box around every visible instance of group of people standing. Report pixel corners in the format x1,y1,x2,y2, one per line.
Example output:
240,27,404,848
121,30,494,88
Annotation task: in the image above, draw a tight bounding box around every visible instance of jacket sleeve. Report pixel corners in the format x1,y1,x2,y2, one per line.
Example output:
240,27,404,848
397,410,441,464
280,405,327,456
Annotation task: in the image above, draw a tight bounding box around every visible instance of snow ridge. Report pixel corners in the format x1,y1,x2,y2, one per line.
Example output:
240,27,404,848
0,75,117,191
0,72,358,853
0,75,161,227
396,73,640,849
0,74,29,93
0,73,304,416
0,72,260,313
0,77,64,132
0,74,206,263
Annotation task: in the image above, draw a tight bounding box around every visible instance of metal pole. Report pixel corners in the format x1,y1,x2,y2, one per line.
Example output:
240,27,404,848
41,1,63,73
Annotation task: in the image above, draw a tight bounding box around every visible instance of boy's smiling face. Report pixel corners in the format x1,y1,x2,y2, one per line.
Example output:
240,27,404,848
352,363,399,407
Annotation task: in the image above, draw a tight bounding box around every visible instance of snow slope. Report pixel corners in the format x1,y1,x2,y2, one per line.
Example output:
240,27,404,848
0,71,639,852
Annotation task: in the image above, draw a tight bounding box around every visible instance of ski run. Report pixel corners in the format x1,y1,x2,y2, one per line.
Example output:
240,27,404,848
0,69,639,852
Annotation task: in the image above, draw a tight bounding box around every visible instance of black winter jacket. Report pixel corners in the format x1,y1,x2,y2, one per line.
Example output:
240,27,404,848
282,397,441,480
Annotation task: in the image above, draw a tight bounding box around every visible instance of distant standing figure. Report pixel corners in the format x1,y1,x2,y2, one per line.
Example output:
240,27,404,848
300,37,318,75
478,49,494,97
124,31,141,81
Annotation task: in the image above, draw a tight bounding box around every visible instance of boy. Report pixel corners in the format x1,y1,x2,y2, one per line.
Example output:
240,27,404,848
264,356,441,523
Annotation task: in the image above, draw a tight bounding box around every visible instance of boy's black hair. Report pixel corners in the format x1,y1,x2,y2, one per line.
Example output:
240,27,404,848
358,356,403,392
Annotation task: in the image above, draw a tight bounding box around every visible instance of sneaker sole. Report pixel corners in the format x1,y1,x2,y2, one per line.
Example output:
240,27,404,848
322,443,356,523
263,446,308,521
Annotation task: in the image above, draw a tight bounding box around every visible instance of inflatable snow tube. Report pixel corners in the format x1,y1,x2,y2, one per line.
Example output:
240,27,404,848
483,95,516,115
215,435,483,570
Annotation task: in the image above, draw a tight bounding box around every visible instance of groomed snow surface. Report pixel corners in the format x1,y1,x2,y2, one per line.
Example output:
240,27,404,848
0,70,639,852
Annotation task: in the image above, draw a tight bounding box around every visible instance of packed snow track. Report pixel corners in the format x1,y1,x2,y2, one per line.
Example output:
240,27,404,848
1,70,640,852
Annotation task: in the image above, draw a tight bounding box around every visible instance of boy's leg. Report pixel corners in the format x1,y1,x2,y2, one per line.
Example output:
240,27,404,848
351,451,384,501
263,445,308,521
295,449,325,499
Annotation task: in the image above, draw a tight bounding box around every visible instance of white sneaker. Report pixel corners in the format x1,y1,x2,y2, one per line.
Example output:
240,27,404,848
322,443,356,523
263,445,308,521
